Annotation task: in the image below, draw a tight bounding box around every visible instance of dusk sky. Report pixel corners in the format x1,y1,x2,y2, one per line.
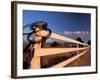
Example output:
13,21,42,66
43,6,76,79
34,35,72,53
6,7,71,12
23,10,91,42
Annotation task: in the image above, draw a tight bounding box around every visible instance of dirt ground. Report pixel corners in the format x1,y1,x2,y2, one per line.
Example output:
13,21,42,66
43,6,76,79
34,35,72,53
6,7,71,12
66,50,91,67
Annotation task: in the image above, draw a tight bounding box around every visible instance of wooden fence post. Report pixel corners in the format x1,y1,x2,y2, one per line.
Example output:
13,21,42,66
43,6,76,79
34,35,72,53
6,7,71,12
77,44,79,54
30,28,42,69
30,37,42,68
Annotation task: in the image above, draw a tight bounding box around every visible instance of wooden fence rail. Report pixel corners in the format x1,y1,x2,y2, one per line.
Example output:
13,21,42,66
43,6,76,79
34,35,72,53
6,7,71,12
34,47,88,57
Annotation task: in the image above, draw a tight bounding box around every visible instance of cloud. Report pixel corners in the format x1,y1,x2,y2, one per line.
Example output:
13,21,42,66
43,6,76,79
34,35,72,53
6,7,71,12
63,31,91,42
64,31,90,35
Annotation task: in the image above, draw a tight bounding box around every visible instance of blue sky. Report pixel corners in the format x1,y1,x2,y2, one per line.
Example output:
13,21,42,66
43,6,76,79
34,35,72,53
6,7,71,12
23,10,91,42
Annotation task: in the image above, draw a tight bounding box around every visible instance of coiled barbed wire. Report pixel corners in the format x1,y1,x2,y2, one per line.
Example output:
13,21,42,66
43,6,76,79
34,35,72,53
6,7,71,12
23,21,51,53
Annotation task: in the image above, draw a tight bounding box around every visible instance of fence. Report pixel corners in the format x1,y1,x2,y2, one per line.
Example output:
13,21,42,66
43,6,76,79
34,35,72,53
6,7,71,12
30,30,89,68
